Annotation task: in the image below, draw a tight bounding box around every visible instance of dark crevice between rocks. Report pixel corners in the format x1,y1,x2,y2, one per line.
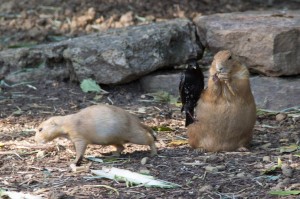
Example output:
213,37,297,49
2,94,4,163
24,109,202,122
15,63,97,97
44,44,73,82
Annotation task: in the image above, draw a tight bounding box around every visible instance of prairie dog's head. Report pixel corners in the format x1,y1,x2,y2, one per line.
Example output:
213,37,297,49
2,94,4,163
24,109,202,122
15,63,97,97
35,116,64,143
210,50,249,81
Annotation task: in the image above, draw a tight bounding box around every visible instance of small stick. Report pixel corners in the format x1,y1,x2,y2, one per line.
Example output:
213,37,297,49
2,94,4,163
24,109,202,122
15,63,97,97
225,81,235,96
83,184,119,196
0,151,23,159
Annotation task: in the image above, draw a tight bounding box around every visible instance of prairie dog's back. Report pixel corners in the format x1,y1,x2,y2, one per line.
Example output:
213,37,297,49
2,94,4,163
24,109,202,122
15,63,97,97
70,105,153,144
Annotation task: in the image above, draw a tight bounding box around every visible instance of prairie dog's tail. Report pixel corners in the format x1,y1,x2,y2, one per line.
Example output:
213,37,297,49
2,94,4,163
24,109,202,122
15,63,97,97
142,124,157,141
150,129,158,141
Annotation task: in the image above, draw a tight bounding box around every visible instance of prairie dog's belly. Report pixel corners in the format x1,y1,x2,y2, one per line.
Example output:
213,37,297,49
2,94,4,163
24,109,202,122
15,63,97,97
197,100,254,133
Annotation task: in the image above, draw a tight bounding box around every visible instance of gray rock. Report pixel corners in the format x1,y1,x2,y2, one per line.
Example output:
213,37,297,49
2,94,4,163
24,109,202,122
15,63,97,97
194,10,300,76
140,70,209,96
140,70,299,111
250,76,300,111
0,19,203,84
139,70,182,96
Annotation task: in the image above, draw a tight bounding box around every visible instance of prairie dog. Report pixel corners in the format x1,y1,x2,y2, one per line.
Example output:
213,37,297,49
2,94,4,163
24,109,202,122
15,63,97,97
35,104,157,165
187,50,256,151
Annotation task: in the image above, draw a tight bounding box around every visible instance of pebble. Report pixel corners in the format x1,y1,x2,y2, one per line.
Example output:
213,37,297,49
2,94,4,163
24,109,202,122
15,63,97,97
36,150,45,158
216,165,226,171
262,156,271,162
139,169,150,175
261,143,272,149
236,172,246,178
276,113,287,122
141,157,149,165
273,178,290,190
207,154,218,162
281,164,293,177
199,185,213,192
205,166,218,173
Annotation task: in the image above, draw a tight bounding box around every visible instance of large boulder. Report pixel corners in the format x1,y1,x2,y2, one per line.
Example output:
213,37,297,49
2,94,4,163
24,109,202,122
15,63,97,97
194,10,300,76
0,19,203,84
250,76,300,111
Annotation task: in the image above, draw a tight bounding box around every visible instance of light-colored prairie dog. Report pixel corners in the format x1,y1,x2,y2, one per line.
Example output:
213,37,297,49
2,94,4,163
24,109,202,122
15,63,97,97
35,104,157,165
187,50,256,151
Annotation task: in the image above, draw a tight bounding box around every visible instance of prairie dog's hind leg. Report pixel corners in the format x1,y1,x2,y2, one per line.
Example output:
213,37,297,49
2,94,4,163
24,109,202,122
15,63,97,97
111,144,125,156
149,142,157,157
73,140,88,166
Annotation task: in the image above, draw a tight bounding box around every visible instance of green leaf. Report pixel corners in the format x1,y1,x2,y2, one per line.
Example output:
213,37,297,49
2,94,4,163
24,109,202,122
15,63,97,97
8,42,37,48
47,35,68,42
256,108,278,116
262,158,282,175
145,91,178,104
168,140,188,146
152,126,173,132
280,144,299,153
80,78,101,93
269,190,300,196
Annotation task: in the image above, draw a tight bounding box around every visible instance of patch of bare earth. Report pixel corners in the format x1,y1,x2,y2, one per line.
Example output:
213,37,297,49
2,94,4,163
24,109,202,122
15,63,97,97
1,1,300,198
0,81,299,198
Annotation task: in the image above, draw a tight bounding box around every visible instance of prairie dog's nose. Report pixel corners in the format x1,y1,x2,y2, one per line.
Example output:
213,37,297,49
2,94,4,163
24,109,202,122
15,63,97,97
216,63,224,72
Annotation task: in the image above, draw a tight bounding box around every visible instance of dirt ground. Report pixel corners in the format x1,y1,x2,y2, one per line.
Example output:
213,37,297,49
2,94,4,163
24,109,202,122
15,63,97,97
1,1,300,199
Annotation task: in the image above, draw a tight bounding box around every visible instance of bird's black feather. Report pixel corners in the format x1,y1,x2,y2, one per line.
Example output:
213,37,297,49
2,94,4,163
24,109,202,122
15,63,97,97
179,60,204,127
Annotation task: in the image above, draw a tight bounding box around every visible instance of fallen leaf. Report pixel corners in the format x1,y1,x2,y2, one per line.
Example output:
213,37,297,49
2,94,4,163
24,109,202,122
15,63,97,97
256,109,278,116
80,78,108,94
153,126,173,132
168,140,188,146
269,190,300,196
93,94,103,101
145,91,178,105
12,106,23,116
262,158,282,175
280,144,299,153
91,167,181,188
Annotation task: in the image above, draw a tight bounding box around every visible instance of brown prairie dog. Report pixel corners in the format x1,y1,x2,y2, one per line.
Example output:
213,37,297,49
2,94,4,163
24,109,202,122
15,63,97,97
187,50,256,151
35,104,157,166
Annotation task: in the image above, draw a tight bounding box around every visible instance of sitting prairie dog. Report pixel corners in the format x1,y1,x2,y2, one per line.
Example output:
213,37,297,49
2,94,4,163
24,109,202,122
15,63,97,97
35,104,157,165
187,50,256,151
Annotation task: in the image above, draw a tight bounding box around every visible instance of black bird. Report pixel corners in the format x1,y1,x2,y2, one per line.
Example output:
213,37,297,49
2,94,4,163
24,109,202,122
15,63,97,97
179,60,204,127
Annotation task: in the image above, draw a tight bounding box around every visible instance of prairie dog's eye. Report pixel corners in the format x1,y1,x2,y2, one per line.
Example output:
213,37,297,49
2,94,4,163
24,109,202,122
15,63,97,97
39,128,43,132
228,56,232,60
